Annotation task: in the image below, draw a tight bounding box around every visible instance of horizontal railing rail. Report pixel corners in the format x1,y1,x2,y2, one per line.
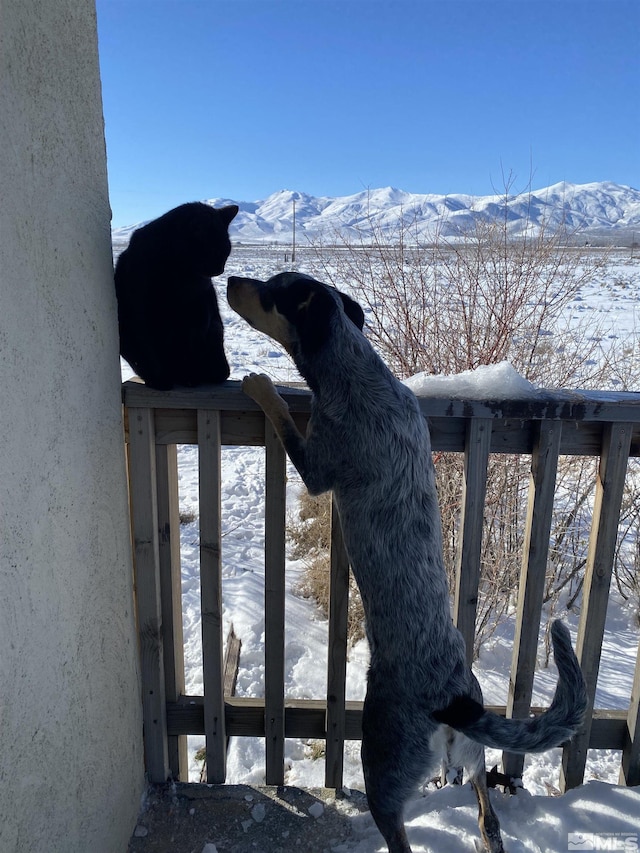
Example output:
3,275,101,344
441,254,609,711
123,379,640,791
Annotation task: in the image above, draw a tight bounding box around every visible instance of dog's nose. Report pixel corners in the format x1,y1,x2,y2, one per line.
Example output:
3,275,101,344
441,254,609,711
227,276,251,312
226,278,239,301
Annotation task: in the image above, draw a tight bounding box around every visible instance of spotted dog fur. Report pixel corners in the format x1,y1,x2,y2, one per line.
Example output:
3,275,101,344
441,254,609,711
227,271,587,853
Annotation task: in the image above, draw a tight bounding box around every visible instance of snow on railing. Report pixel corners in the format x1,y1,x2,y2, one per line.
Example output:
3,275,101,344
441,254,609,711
123,379,640,791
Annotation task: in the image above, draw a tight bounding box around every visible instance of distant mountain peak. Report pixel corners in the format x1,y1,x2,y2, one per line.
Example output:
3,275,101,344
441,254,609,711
112,181,640,246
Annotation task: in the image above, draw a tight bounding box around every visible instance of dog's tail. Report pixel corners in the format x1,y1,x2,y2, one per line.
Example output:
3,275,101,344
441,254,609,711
433,621,587,753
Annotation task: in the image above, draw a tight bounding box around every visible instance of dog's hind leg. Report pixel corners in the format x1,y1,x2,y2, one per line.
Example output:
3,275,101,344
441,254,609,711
362,694,439,853
456,737,504,853
471,774,504,853
362,737,413,853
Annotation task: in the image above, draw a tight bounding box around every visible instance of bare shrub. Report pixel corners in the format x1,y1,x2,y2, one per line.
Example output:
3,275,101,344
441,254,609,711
302,179,638,655
288,492,332,560
613,467,640,625
310,184,611,385
288,491,365,643
305,739,326,761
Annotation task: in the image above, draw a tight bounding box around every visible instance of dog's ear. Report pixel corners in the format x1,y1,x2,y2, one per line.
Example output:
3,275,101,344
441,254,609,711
339,292,365,330
276,279,362,355
290,284,338,355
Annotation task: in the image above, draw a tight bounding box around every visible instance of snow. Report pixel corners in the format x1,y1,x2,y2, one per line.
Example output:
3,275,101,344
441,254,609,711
404,361,542,399
343,782,640,852
117,241,640,851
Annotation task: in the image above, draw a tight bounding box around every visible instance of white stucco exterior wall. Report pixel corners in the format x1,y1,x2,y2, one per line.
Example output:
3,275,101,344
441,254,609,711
0,2,144,850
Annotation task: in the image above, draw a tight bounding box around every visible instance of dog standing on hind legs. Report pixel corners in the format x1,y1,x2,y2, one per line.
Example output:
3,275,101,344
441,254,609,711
227,271,587,853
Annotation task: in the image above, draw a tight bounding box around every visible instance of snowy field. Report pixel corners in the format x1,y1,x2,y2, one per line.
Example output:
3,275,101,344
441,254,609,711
119,244,640,851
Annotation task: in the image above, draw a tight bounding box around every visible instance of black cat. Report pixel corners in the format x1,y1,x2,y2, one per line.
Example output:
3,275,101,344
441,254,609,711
115,201,239,389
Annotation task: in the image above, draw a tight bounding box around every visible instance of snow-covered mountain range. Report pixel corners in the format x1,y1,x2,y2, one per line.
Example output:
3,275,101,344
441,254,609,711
112,181,640,245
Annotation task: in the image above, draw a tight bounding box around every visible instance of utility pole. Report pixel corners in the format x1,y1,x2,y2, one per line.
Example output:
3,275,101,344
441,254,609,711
292,198,296,264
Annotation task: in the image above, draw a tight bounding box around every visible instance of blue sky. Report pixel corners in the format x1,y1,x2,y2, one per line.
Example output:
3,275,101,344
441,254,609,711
96,0,640,227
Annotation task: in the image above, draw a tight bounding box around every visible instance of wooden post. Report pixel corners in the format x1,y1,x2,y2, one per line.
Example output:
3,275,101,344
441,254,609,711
620,637,640,785
453,418,492,663
128,407,169,783
561,422,632,790
503,421,562,780
325,498,350,789
197,409,226,783
155,443,189,780
264,425,287,785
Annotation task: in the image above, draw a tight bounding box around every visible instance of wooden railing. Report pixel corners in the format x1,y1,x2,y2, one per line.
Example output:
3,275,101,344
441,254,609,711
123,379,640,791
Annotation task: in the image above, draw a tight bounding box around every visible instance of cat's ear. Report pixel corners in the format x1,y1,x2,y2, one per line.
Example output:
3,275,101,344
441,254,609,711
219,205,239,224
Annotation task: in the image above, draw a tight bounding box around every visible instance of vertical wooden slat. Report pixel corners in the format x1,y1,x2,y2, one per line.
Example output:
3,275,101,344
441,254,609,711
156,443,189,780
197,409,226,783
325,498,350,789
620,637,640,785
561,422,632,790
503,421,562,779
125,390,639,790
453,418,492,664
128,407,169,783
264,425,287,785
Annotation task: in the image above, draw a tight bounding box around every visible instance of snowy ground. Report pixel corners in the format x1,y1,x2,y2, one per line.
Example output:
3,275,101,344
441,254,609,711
120,244,640,851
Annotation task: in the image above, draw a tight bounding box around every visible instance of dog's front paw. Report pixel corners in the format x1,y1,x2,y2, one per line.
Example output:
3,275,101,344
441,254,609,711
242,373,290,422
242,373,279,406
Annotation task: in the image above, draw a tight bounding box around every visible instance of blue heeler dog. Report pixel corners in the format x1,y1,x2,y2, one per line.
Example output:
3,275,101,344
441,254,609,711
227,271,587,853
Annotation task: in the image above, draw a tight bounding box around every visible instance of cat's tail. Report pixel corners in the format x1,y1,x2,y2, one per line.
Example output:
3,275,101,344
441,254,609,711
433,621,587,753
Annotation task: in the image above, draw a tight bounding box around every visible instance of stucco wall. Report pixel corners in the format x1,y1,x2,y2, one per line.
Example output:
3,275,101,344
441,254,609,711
0,2,144,850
